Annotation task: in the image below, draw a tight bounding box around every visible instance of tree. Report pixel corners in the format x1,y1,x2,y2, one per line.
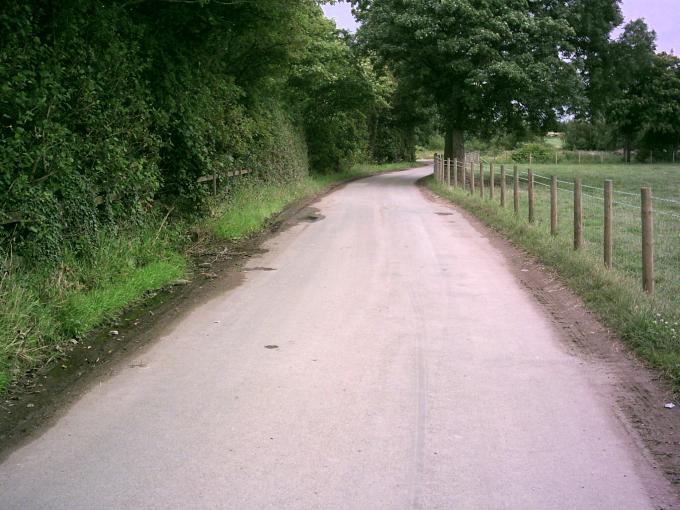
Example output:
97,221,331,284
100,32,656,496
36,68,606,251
287,14,385,172
567,0,623,118
611,50,680,162
608,20,658,161
352,0,579,161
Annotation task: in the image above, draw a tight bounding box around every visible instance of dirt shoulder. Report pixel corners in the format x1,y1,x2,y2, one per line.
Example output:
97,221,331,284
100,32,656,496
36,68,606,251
420,182,680,492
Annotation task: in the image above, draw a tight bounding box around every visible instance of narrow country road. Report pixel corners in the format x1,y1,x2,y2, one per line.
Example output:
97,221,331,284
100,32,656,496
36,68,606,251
0,166,676,509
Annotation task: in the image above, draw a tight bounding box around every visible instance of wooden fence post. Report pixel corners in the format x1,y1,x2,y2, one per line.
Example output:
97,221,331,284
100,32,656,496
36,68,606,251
604,180,613,269
500,165,507,208
574,178,583,250
489,162,495,200
462,159,467,189
446,158,451,186
213,173,217,196
470,161,475,195
513,165,520,215
528,169,535,223
550,175,558,235
453,158,458,188
641,187,654,294
479,161,484,198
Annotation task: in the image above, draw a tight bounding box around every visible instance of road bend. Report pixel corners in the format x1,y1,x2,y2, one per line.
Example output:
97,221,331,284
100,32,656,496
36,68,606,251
0,165,675,509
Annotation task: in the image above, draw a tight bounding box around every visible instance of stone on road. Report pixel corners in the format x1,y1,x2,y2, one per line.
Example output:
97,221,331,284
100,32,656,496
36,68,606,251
0,166,675,509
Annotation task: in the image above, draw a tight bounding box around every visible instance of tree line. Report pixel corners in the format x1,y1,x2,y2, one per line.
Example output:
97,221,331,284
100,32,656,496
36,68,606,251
351,0,680,163
3,1,679,263
0,0,412,263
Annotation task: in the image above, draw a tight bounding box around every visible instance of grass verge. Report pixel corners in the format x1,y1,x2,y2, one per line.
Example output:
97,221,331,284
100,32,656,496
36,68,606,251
426,177,680,386
0,161,419,393
208,161,419,240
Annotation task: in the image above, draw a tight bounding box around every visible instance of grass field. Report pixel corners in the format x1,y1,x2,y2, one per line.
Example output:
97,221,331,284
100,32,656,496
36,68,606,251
510,163,680,309
0,161,419,393
428,161,680,384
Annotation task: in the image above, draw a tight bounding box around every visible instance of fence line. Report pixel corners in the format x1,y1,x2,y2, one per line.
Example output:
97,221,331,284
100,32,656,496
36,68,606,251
432,156,680,297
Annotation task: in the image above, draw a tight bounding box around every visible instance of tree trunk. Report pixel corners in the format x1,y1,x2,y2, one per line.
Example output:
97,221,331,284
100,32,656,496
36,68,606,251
624,136,632,163
444,124,465,162
405,125,416,162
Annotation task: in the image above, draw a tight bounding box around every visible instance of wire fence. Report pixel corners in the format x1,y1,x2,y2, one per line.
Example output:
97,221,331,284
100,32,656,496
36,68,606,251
432,154,680,307
488,149,680,165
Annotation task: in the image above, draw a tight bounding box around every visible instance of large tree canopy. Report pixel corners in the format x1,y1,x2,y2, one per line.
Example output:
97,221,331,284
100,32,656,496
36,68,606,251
353,0,580,160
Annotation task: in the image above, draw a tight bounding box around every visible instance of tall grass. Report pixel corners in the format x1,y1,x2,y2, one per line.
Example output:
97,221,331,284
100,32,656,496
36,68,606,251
0,224,187,392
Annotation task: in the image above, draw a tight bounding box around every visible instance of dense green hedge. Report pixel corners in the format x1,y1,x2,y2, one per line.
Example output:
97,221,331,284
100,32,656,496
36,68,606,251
0,1,398,266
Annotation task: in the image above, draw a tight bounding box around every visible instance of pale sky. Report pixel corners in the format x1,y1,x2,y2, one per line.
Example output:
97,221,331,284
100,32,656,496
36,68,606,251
321,0,679,54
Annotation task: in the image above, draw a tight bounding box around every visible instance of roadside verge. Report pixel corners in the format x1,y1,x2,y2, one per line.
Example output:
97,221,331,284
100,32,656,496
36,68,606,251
425,176,680,387
421,177,680,489
0,161,422,454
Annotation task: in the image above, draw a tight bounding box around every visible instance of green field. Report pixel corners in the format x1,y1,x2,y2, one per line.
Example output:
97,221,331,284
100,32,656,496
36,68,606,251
428,161,680,383
509,163,680,309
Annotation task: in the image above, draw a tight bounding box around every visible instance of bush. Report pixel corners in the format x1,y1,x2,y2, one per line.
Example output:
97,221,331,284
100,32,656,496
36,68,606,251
512,143,555,163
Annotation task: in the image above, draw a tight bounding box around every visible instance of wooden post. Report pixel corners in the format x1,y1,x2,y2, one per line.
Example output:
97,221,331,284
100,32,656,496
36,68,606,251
574,178,583,250
578,151,582,165
555,152,558,165
529,153,533,166
453,158,458,188
528,169,535,223
513,165,520,215
489,162,495,200
446,158,451,186
470,161,475,195
604,180,613,269
641,187,654,294
550,175,558,236
462,159,467,189
500,165,507,208
213,173,217,196
479,161,484,198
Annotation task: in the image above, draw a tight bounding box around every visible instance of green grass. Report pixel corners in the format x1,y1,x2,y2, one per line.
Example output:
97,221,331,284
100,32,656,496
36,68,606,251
61,255,186,336
209,161,419,239
0,224,187,392
0,161,417,393
427,167,680,385
513,163,680,308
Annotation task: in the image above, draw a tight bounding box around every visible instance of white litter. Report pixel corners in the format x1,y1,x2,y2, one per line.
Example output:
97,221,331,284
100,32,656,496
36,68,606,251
664,403,675,409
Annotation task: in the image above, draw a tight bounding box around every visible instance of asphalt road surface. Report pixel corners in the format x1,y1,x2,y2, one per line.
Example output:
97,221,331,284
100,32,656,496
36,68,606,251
0,166,676,509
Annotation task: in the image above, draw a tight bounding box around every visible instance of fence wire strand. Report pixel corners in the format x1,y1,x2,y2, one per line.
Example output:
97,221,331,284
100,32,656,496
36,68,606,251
435,158,680,305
